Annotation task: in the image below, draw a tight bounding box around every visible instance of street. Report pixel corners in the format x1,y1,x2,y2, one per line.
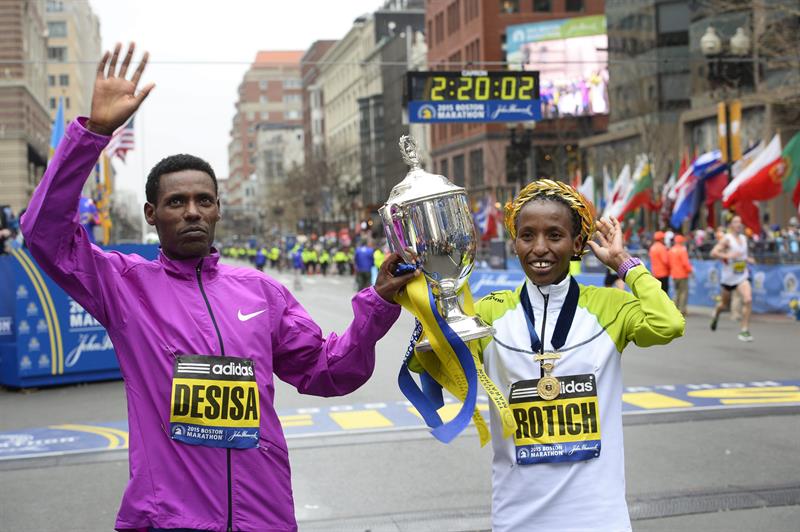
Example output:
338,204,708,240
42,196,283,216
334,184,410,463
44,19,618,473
0,263,798,531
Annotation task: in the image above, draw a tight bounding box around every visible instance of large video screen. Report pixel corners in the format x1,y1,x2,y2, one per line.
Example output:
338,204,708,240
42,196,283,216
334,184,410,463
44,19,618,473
506,15,608,119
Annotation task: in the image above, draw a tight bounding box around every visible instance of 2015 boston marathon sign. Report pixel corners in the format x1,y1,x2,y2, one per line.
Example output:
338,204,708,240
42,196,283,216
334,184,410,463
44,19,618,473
407,71,541,123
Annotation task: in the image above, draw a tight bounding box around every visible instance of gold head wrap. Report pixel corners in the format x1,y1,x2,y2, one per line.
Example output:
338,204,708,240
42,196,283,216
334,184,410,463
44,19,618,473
504,179,596,251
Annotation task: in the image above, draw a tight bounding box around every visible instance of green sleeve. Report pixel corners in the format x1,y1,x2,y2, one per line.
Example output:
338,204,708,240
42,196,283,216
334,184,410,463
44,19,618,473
621,265,685,348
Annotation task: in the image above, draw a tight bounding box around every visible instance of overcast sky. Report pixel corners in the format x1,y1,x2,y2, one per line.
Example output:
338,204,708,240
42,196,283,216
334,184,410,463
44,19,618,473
87,0,383,203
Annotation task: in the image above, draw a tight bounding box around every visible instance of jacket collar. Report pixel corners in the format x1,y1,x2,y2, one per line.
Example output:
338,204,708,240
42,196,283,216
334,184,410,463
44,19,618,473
158,247,221,280
524,273,571,312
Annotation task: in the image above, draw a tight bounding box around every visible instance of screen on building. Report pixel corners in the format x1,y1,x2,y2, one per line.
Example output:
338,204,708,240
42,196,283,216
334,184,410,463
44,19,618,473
506,15,608,119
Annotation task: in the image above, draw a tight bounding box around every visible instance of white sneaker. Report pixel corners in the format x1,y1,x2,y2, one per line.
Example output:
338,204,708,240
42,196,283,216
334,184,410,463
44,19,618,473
737,331,753,342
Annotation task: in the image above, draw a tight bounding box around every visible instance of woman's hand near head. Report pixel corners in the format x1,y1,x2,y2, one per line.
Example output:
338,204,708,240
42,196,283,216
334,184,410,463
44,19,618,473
586,216,631,273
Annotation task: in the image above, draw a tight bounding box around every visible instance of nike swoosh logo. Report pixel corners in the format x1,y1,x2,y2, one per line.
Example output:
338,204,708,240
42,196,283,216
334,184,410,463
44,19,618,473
237,309,267,322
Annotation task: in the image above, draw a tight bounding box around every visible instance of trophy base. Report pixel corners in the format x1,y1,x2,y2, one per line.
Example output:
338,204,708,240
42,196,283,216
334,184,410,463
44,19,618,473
414,315,495,352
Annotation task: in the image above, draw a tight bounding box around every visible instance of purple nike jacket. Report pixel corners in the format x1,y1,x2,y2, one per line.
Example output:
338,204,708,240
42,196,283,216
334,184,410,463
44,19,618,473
21,118,401,531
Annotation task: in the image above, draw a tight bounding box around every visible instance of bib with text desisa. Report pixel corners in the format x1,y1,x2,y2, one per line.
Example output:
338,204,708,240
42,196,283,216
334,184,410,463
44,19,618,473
509,373,601,465
169,355,260,449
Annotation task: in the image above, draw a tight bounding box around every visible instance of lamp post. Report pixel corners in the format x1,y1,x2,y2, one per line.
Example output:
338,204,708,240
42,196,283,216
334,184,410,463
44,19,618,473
700,24,753,227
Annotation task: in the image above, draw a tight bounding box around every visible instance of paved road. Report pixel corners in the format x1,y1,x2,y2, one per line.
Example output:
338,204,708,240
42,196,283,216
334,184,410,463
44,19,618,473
1,263,798,531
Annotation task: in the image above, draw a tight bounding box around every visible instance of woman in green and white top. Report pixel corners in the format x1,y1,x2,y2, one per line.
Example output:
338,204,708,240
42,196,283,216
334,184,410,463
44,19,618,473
474,179,684,532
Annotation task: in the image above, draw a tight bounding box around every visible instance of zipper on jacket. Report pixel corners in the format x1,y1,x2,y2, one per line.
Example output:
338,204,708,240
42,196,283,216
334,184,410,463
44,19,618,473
539,292,549,378
195,261,233,532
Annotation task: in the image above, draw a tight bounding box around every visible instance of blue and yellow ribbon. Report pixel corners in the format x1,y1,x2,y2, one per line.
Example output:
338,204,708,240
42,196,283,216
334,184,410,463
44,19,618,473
396,275,515,445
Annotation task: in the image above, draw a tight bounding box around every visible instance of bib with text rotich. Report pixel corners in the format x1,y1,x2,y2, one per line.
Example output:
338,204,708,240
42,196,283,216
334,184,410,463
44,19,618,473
170,355,260,449
510,373,601,464
732,261,747,274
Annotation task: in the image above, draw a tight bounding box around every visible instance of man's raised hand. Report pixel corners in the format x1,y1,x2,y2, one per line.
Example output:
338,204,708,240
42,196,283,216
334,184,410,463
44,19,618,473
86,42,154,136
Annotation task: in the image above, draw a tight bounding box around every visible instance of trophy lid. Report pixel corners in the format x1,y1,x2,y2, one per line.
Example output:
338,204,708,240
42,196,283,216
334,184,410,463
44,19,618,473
384,135,465,206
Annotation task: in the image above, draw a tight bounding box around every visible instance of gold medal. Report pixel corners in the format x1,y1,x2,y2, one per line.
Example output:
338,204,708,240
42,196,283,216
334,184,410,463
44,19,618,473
534,354,562,401
537,375,561,400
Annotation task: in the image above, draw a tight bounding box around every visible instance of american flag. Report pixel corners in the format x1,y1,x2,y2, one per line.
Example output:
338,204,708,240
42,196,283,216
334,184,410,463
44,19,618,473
106,118,135,161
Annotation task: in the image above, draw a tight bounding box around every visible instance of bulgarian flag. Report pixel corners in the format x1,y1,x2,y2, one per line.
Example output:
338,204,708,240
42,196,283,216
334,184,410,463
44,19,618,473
619,155,654,218
782,131,800,208
722,134,786,206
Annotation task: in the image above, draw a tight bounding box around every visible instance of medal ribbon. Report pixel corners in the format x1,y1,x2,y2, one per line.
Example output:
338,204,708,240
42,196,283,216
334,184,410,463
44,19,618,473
519,277,580,354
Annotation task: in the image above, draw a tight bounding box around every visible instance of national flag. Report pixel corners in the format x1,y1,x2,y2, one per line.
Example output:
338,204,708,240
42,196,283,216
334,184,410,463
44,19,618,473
781,131,800,208
669,164,700,228
577,175,595,207
603,164,631,219
600,166,614,211
473,195,498,241
722,134,785,206
619,155,654,218
49,97,65,161
106,118,136,161
731,198,761,235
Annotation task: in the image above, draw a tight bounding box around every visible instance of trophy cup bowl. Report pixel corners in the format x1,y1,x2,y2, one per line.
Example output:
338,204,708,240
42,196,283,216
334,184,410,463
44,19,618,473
379,136,494,352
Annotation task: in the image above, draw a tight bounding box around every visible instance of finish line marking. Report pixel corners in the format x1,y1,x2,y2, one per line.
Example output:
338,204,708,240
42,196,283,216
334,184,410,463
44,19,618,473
1,380,797,461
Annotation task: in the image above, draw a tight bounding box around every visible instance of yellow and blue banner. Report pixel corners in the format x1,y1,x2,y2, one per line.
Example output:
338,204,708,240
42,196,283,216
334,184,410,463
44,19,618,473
48,97,65,161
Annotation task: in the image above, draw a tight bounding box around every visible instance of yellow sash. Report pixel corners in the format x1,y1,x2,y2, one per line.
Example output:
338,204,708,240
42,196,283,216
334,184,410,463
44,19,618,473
395,275,516,445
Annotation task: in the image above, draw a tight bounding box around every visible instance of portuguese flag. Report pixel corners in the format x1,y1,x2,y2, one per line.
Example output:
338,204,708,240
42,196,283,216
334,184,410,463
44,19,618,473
782,131,800,207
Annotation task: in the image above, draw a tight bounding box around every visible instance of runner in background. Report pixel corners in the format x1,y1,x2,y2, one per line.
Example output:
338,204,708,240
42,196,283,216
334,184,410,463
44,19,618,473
710,215,755,341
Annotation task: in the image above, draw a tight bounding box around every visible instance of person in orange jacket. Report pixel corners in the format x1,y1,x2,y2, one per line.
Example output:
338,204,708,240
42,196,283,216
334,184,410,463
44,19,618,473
649,231,670,293
668,234,692,315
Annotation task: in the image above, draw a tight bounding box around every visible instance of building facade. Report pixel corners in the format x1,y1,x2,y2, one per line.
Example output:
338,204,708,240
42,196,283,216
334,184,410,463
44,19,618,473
226,51,304,235
44,0,101,124
0,0,50,213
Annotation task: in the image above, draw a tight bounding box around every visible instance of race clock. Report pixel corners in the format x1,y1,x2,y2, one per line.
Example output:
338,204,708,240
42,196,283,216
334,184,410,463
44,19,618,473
406,71,541,123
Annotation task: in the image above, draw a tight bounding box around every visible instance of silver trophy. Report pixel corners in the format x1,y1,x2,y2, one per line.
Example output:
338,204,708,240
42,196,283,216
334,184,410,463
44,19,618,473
379,136,494,352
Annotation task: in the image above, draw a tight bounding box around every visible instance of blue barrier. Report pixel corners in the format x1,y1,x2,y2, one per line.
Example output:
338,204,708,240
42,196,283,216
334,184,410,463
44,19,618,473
0,245,159,388
470,260,800,315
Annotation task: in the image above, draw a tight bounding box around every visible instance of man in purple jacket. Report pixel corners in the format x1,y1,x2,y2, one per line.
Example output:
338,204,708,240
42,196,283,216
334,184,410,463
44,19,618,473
22,43,417,532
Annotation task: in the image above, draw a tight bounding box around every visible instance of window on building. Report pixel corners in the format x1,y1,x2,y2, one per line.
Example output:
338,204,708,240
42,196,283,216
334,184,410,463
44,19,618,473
46,1,65,12
657,2,689,47
435,13,445,44
59,74,69,86
49,97,56,109
283,94,302,104
48,75,55,86
565,0,584,12
47,21,67,37
440,158,449,177
469,149,484,187
65,97,70,109
47,47,67,62
427,21,433,48
465,0,479,21
533,0,551,11
286,110,301,120
500,0,519,14
452,154,465,186
283,79,302,89
447,1,461,34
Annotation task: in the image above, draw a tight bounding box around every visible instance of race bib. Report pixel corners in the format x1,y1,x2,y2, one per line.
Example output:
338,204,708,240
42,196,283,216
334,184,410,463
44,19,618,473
509,373,601,464
169,355,260,449
732,261,747,274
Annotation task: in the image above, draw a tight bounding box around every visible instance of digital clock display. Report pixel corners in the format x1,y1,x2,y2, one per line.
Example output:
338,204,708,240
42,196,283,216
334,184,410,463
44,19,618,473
408,71,539,102
406,71,541,123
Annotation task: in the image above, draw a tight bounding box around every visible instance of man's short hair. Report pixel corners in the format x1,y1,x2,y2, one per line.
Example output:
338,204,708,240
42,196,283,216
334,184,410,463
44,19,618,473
145,154,218,204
